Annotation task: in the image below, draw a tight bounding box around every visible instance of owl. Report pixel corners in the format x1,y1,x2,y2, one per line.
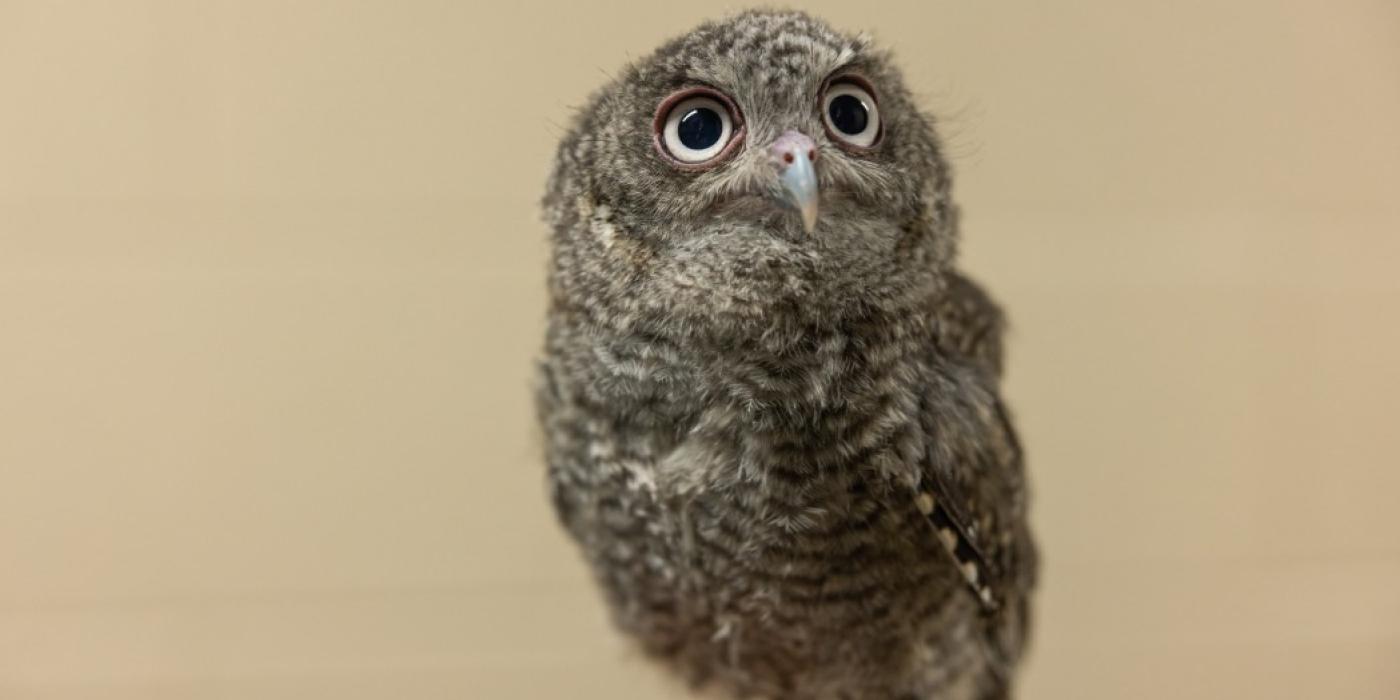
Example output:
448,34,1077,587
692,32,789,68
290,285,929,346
537,10,1036,700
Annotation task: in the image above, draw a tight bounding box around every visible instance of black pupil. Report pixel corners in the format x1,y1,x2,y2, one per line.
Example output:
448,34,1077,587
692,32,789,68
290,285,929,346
677,107,723,151
828,94,869,135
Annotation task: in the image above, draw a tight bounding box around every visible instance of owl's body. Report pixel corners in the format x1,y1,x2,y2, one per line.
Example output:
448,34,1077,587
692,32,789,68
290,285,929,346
539,11,1035,699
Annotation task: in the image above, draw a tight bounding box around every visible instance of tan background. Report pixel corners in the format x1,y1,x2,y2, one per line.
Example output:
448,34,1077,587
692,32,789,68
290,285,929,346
2,1,1398,698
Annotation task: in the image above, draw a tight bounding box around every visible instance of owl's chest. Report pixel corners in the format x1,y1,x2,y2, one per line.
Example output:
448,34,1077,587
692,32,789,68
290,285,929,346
643,418,958,691
660,409,943,599
550,329,971,690
574,323,935,521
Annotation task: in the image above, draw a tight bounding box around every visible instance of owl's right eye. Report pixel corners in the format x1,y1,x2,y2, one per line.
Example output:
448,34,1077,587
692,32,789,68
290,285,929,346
654,89,744,168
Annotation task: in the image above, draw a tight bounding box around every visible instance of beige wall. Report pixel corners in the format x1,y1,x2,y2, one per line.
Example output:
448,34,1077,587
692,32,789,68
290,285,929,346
2,2,1398,698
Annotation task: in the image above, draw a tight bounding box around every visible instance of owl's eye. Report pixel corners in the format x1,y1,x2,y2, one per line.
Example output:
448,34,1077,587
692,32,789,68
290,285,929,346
822,79,881,149
654,89,742,168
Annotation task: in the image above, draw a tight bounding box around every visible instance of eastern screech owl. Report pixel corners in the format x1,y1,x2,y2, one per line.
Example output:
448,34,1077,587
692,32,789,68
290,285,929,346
537,10,1036,700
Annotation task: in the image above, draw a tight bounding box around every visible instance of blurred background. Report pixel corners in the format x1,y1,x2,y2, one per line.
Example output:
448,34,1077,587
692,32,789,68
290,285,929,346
2,1,1398,698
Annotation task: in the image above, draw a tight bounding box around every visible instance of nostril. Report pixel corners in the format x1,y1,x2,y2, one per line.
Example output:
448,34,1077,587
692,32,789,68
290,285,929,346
807,149,816,161
783,152,795,164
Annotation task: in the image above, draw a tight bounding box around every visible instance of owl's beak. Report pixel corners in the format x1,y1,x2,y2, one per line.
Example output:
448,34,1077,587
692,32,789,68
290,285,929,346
769,130,819,234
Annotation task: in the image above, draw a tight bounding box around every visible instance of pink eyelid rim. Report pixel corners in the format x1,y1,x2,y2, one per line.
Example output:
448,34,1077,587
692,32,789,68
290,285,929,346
819,72,883,152
652,87,747,171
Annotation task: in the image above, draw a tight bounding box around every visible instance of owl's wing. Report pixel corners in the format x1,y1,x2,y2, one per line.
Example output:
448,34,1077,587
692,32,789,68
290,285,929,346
931,271,1008,379
917,271,1037,662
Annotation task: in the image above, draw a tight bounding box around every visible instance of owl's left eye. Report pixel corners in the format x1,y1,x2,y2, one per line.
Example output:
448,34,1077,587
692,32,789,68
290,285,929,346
654,89,743,168
821,78,881,150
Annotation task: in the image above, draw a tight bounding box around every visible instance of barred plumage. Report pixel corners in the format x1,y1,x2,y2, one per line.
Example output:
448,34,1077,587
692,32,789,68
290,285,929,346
538,10,1036,699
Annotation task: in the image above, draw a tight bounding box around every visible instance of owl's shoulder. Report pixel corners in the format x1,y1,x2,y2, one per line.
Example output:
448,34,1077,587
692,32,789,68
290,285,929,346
932,270,1008,380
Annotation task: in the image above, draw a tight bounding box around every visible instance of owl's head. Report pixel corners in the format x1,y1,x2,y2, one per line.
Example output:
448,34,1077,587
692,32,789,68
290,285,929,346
546,11,957,337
